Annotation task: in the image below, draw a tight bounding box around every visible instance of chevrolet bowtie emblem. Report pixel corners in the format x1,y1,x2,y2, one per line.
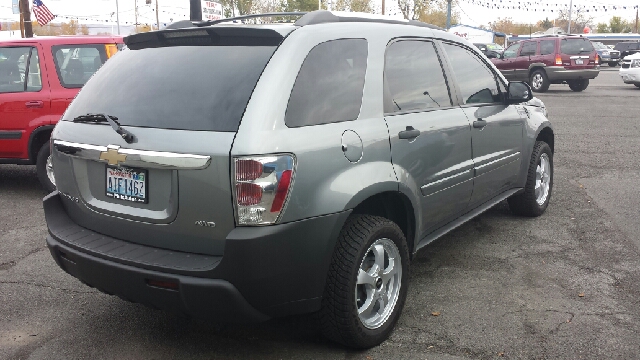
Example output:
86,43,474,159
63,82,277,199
99,146,127,166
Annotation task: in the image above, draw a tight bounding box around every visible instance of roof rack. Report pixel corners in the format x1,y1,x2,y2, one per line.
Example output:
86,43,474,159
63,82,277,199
182,10,442,30
194,12,305,27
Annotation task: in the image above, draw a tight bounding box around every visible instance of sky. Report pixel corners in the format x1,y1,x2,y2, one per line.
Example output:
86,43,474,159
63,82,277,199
0,0,639,31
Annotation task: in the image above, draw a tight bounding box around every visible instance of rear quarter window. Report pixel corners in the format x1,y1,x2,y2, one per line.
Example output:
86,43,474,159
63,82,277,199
52,44,109,88
561,39,594,55
285,39,368,128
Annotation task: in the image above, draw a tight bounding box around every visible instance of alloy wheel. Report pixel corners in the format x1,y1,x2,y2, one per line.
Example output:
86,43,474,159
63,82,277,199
535,153,550,205
355,238,402,330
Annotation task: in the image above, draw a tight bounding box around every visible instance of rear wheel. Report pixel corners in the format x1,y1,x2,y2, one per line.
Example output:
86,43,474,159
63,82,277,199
508,141,553,217
36,140,56,193
320,214,409,349
635,84,640,88
530,70,550,93
568,79,589,92
608,62,618,67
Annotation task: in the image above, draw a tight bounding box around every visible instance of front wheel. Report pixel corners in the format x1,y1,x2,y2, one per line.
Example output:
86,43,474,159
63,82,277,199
508,141,553,217
36,140,56,193
608,62,618,67
568,79,589,92
320,215,409,349
530,70,550,93
635,84,640,88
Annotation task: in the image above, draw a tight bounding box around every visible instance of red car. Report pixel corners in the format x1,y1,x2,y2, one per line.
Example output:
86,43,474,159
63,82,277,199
0,36,123,192
491,36,599,92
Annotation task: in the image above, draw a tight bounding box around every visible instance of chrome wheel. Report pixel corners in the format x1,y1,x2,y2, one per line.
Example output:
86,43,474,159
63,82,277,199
46,155,56,187
532,73,543,90
355,238,402,330
535,153,550,205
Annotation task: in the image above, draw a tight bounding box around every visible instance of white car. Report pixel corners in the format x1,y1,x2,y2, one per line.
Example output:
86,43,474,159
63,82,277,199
619,53,640,88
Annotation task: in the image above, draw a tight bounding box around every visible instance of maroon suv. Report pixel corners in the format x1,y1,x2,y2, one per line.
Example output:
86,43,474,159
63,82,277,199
491,36,599,92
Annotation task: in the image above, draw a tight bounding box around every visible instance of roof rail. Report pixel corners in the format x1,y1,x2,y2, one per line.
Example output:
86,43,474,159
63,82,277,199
294,10,443,30
195,12,306,27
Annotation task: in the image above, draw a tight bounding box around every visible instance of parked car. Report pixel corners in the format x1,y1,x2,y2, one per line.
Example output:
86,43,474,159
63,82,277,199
592,41,621,67
44,11,554,349
613,41,640,60
491,35,599,92
619,52,640,88
0,36,123,192
473,42,504,58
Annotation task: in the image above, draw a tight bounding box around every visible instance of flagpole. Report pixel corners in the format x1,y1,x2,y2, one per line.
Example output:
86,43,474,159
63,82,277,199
116,0,121,35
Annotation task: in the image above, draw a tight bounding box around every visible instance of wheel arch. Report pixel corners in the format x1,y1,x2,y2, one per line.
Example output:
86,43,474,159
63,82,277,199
535,126,554,153
528,65,546,77
28,125,54,163
350,191,417,255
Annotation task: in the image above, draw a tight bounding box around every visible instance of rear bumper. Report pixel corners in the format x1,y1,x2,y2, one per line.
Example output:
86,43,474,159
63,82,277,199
545,67,599,81
44,192,351,321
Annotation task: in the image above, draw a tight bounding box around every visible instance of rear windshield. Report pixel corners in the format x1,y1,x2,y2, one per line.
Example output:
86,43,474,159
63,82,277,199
63,46,276,132
592,42,608,50
560,39,594,55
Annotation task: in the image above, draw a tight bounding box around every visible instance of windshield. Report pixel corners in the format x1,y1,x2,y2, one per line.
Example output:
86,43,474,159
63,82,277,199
63,45,276,132
592,42,608,50
486,43,504,51
561,38,594,55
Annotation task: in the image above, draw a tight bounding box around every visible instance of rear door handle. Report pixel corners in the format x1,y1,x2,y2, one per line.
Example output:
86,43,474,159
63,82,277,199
398,126,420,140
473,119,487,129
25,101,43,108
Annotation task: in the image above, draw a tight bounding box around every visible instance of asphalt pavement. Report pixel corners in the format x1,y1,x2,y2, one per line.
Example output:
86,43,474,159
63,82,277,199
1,68,639,359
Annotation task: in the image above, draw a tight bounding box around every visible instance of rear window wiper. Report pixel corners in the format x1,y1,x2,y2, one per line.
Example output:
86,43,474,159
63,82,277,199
73,113,135,144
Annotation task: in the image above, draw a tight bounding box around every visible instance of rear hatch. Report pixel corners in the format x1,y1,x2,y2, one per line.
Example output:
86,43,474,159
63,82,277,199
560,38,596,68
51,26,286,256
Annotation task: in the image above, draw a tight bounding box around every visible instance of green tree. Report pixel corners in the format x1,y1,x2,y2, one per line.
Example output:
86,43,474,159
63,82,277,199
609,16,632,33
596,22,610,33
280,0,319,12
334,0,372,13
538,17,553,30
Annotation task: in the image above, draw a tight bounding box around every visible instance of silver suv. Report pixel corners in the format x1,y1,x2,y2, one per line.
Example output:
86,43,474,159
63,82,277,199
45,11,554,349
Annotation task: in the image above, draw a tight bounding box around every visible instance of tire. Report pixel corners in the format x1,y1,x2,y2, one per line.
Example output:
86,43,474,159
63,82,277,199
529,70,550,93
508,141,553,217
320,214,410,349
568,79,589,92
608,62,618,67
36,140,56,193
635,84,640,88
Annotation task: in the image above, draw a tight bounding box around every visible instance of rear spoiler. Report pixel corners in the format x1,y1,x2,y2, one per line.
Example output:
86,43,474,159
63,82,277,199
124,27,284,49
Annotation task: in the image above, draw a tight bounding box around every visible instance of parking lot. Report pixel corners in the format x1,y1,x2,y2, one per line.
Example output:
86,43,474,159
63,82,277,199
1,68,639,359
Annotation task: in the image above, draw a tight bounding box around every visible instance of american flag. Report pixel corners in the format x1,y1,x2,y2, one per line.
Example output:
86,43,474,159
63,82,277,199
32,0,55,26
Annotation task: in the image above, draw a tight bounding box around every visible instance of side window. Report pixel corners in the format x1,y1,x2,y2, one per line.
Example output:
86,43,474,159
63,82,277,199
0,46,41,93
285,39,368,127
502,43,520,59
442,43,503,105
52,44,108,88
540,40,555,55
520,41,537,56
384,40,451,113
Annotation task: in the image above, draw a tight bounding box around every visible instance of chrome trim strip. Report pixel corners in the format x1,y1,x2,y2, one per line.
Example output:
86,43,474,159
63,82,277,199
53,140,211,170
475,152,520,177
421,169,473,197
569,55,590,59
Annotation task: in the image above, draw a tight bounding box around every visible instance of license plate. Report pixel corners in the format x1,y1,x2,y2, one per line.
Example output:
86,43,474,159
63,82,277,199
106,166,148,203
575,59,584,65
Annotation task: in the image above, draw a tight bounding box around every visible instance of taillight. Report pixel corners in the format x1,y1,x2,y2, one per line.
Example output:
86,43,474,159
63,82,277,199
595,56,599,64
555,54,562,65
105,44,119,58
233,155,295,225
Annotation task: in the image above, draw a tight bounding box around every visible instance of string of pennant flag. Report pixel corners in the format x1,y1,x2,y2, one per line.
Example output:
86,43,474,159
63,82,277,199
461,0,639,12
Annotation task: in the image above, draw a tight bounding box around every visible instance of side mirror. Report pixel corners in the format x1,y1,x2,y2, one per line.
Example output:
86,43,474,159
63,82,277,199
506,81,533,104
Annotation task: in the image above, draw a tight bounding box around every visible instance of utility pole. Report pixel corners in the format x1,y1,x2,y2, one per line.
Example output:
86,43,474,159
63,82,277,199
446,0,452,29
19,0,33,38
189,0,202,21
116,0,121,35
156,0,160,30
567,0,572,34
382,0,385,15
635,6,638,34
135,0,138,32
